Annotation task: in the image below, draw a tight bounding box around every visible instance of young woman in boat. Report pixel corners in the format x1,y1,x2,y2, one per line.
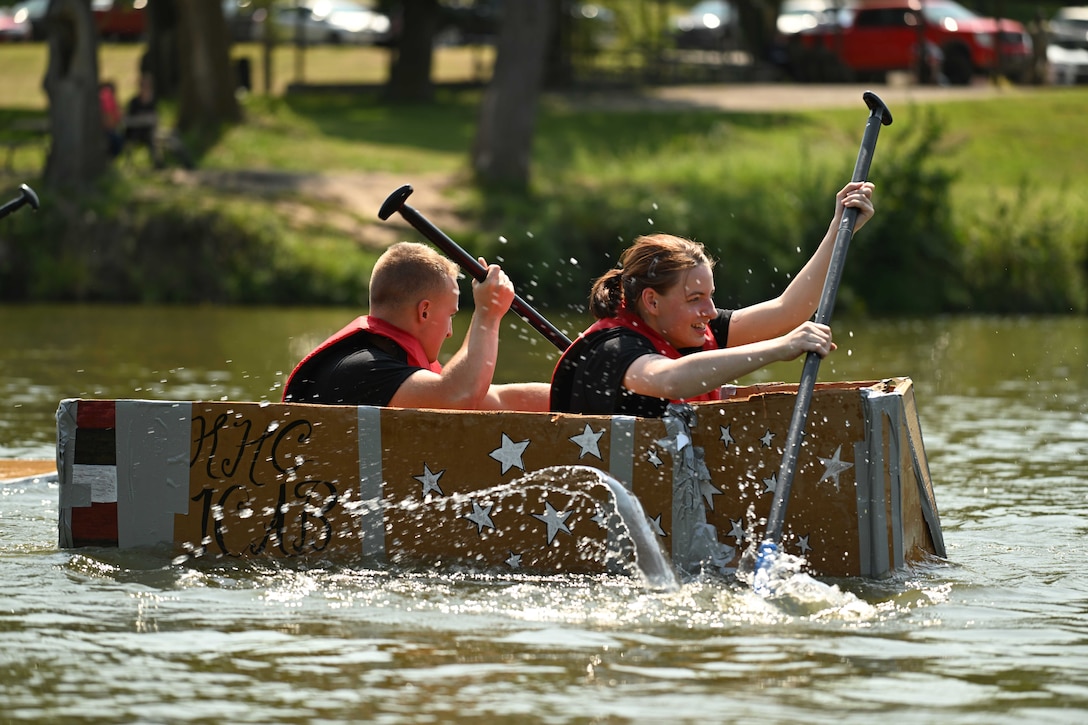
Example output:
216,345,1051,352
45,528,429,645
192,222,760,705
550,181,875,417
283,241,549,411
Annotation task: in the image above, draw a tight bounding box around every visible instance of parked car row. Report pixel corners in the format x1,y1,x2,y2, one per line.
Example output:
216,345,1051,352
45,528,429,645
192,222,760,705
0,0,146,42
671,0,1042,85
0,0,392,46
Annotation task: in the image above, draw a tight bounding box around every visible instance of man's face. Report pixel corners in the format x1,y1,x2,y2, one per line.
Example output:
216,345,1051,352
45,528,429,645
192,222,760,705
418,274,460,363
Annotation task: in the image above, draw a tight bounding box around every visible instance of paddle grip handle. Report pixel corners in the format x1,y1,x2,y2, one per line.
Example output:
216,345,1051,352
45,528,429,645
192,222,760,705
0,184,40,221
378,185,572,352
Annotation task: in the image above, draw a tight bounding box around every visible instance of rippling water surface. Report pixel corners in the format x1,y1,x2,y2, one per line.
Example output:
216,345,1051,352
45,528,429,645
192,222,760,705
1,307,1086,723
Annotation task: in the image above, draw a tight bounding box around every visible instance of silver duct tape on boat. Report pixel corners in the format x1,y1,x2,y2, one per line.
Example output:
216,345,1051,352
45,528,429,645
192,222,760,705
608,415,636,490
663,403,732,575
115,401,192,548
357,404,386,564
56,400,78,548
857,383,946,577
56,399,191,549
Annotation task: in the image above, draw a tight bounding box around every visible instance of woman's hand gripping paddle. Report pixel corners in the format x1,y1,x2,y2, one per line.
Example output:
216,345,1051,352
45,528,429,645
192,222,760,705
753,91,893,595
379,185,572,352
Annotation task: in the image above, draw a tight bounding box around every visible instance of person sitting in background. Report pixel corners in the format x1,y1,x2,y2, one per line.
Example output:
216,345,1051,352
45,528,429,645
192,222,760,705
283,241,550,411
550,182,875,417
124,71,163,169
98,80,123,158
123,71,196,171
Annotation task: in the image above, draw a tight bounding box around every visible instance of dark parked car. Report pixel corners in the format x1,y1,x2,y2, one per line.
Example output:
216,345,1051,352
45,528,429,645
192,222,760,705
0,7,31,41
92,0,147,42
9,0,48,41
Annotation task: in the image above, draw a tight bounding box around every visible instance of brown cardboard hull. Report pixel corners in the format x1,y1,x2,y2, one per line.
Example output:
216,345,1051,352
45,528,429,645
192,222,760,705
55,378,945,580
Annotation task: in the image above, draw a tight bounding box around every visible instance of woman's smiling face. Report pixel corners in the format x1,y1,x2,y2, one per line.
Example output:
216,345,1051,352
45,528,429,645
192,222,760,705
644,263,716,349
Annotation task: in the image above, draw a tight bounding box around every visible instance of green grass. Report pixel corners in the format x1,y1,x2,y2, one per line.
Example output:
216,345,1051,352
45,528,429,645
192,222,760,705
1,40,1086,312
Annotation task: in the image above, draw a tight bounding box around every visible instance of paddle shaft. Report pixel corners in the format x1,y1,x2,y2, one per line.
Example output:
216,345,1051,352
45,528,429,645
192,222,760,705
0,184,40,221
763,92,892,545
378,185,572,352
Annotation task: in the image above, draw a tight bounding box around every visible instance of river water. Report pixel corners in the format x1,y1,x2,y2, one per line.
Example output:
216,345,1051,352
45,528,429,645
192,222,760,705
1,305,1086,723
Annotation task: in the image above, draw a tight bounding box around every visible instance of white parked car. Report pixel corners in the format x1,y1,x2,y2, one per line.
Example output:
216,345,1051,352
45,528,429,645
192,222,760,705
1048,6,1088,84
259,0,391,45
775,0,841,36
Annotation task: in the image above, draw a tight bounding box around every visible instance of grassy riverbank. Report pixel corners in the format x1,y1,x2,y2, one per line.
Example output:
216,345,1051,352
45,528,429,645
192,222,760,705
1,43,1085,313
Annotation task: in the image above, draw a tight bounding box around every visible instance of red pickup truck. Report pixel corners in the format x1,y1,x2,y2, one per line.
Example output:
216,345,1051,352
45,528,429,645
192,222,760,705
787,0,1033,85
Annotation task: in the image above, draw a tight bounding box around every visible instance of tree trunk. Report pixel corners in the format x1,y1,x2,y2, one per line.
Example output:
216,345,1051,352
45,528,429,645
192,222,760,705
42,0,107,191
145,0,181,100
471,0,553,189
544,0,570,88
385,0,439,102
735,0,782,65
175,0,240,132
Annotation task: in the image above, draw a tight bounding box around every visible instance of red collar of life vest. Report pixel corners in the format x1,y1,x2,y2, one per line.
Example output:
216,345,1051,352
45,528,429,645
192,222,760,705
566,305,722,403
283,315,441,401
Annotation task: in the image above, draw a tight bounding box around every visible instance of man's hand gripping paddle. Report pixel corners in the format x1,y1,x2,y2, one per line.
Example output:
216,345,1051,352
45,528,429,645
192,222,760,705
752,91,893,595
379,184,572,352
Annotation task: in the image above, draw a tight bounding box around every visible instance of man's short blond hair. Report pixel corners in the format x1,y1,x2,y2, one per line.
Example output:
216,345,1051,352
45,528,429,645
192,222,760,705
369,242,459,311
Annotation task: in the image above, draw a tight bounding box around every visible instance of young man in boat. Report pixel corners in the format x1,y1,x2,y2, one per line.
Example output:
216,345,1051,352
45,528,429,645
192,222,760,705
283,241,550,411
550,182,875,417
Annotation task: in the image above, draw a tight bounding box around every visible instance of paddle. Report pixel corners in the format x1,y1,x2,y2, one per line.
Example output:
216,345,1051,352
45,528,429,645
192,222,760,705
753,91,893,592
0,184,40,221
378,184,573,352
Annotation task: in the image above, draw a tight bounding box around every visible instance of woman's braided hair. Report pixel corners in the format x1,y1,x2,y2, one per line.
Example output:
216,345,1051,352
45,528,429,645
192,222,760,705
589,234,714,319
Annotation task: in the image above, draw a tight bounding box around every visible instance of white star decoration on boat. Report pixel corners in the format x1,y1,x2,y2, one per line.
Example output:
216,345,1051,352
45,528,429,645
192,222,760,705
649,514,666,537
818,445,854,490
569,424,604,459
797,535,812,555
464,501,496,534
505,551,522,568
646,449,663,468
760,429,775,448
413,463,444,497
489,433,530,474
719,424,734,448
532,501,573,544
729,518,746,543
762,473,777,495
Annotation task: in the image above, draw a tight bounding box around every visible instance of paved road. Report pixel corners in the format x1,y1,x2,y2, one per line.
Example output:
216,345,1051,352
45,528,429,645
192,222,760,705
558,80,1026,113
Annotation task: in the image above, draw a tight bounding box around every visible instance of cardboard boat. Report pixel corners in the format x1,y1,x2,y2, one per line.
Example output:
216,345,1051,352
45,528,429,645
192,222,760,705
54,377,945,582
